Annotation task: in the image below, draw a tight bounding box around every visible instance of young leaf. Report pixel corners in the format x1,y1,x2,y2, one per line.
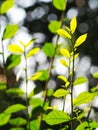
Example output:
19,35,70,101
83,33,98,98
48,20,61,33
43,43,55,57
58,75,68,83
38,70,49,81
92,72,98,78
60,59,69,67
9,117,27,126
43,110,71,125
53,89,69,98
4,104,26,114
76,121,98,130
0,0,14,14
74,33,87,48
28,72,42,80
7,88,24,97
70,17,77,34
73,76,88,86
57,29,71,39
26,48,40,58
60,48,70,58
10,128,25,130
6,54,21,70
8,44,24,54
52,0,66,11
24,38,36,48
73,92,96,106
0,113,11,126
3,24,18,40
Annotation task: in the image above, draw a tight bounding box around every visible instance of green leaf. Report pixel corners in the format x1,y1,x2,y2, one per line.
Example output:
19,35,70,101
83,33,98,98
92,72,98,78
7,88,24,97
26,48,40,58
53,89,69,98
30,119,40,130
58,75,68,83
6,54,21,70
38,70,49,81
52,0,66,11
60,48,70,58
9,117,27,126
3,24,18,40
29,98,43,108
0,113,11,126
4,104,26,114
73,92,96,106
43,43,55,57
47,89,54,97
73,76,88,85
8,44,24,54
74,33,87,48
60,59,69,67
10,128,25,130
0,82,7,90
57,29,71,39
48,20,61,33
0,0,14,14
43,110,71,125
70,17,77,34
28,72,42,80
76,121,98,130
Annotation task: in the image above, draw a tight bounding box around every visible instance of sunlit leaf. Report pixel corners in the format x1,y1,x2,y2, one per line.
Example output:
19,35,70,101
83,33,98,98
0,82,7,90
52,0,66,11
76,121,98,130
73,92,96,106
3,24,18,40
30,119,40,130
74,34,87,48
9,117,27,126
29,98,43,108
0,113,11,126
53,89,69,98
4,104,26,114
48,20,61,33
0,0,14,14
8,44,24,54
6,54,21,70
43,110,71,125
92,72,98,78
60,48,70,58
28,72,42,80
60,59,69,67
70,17,77,34
26,48,40,58
58,75,68,83
43,43,55,57
38,70,49,81
7,88,24,97
57,29,71,39
73,76,88,86
10,128,25,130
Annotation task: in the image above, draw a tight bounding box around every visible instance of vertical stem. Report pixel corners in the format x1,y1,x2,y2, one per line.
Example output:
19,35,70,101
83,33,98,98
24,49,30,130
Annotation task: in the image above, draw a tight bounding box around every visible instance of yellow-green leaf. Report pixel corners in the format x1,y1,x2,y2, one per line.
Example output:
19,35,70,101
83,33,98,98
26,48,40,58
57,29,71,39
60,48,70,58
92,72,98,78
53,89,69,98
8,44,24,54
58,75,68,83
60,59,69,67
28,72,42,80
73,76,88,85
74,34,87,48
70,17,77,34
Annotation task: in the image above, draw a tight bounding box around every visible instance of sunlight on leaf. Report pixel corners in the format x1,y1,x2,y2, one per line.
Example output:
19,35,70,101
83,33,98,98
60,59,69,67
58,75,68,83
60,48,70,58
92,72,98,78
74,34,87,48
28,72,42,80
43,110,71,125
26,48,40,58
7,88,24,97
53,89,69,98
57,29,71,39
73,76,88,86
52,0,66,11
10,127,25,130
0,0,14,14
0,113,11,126
38,70,49,81
3,24,18,40
70,17,77,34
8,44,24,54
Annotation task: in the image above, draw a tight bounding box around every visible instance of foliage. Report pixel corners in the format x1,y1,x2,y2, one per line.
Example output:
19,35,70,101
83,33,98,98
0,0,98,130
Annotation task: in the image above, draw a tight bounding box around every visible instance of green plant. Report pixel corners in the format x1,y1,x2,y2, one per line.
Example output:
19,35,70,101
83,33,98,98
0,0,98,130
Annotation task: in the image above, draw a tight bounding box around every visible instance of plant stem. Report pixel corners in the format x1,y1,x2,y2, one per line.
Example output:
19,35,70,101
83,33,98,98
1,39,9,89
24,49,30,130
